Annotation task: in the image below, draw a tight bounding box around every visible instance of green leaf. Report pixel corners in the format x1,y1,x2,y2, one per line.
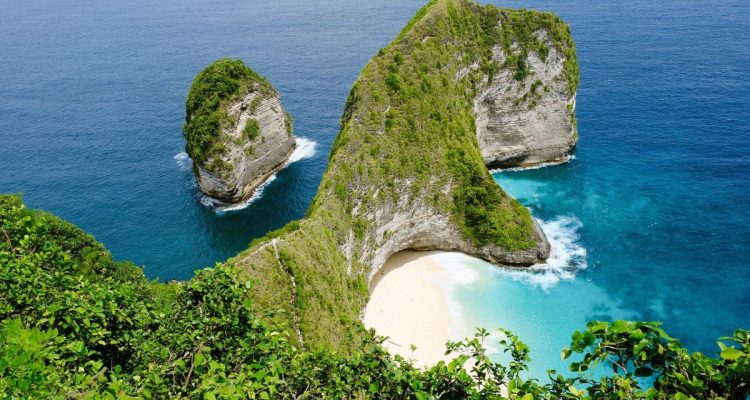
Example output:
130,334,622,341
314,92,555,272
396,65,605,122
194,353,205,367
568,385,585,397
561,348,572,360
611,320,631,334
589,321,609,333
629,328,645,341
720,347,742,361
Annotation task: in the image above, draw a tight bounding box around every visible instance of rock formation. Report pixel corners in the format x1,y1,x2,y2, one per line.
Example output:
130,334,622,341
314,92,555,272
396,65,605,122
229,0,579,352
475,31,578,168
361,183,551,283
183,59,295,204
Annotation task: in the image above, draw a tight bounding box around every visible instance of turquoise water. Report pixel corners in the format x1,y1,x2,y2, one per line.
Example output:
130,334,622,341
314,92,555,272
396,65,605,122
431,251,635,377
2,0,749,374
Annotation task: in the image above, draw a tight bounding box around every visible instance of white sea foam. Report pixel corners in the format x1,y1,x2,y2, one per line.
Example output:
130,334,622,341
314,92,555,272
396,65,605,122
286,137,317,165
174,152,192,171
427,252,483,337
489,155,575,174
501,216,587,290
428,216,587,292
212,137,317,213
210,175,278,214
199,194,217,208
191,137,317,213
429,252,480,286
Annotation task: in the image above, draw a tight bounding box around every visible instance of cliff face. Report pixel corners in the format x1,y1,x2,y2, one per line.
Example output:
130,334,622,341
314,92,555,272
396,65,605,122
184,59,295,204
228,0,579,353
360,182,550,283
476,33,577,168
195,90,295,204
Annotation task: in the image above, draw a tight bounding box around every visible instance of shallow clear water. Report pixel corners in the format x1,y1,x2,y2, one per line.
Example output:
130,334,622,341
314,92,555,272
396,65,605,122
2,0,749,374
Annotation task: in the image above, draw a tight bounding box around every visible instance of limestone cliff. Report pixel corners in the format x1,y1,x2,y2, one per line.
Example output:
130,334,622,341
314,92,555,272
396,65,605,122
475,28,578,168
227,0,579,353
183,59,295,204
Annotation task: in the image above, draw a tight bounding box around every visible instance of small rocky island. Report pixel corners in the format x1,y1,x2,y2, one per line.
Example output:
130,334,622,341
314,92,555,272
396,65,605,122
183,59,295,204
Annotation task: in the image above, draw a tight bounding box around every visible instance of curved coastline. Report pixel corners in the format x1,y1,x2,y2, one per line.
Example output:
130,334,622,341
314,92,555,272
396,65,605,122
364,251,459,367
229,0,580,353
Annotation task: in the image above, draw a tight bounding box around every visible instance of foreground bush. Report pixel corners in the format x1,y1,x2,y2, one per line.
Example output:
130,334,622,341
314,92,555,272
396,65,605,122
1,194,747,399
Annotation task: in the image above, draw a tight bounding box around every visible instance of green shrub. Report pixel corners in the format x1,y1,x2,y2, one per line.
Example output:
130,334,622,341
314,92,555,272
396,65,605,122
1,194,748,398
244,118,260,140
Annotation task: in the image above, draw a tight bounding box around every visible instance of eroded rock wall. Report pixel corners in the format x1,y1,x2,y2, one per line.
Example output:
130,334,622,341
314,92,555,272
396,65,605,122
197,90,295,204
357,181,550,283
475,32,577,169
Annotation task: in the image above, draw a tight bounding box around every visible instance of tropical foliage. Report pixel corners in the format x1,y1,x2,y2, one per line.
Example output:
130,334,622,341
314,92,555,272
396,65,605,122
1,194,748,398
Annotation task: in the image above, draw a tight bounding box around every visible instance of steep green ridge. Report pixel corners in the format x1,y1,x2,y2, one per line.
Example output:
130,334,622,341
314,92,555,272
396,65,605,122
326,0,578,249
183,58,274,175
230,0,577,352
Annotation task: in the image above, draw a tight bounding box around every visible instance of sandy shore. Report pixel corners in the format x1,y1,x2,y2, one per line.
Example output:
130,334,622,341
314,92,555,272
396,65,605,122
363,251,458,367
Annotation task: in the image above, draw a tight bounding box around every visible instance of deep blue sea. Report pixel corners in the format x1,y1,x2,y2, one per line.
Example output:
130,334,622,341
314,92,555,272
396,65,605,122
2,0,748,375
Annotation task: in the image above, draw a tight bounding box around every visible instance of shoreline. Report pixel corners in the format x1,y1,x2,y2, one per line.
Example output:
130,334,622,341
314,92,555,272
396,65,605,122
198,137,317,213
364,251,464,367
488,154,575,174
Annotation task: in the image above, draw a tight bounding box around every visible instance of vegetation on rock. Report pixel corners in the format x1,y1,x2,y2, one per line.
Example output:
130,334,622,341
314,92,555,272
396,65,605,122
229,0,582,350
183,58,273,174
243,118,260,141
496,8,579,95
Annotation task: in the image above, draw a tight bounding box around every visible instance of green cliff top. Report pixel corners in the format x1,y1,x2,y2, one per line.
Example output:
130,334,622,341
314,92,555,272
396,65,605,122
183,58,274,173
232,0,579,352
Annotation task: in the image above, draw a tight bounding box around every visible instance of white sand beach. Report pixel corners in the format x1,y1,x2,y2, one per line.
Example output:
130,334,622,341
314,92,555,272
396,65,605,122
363,251,460,367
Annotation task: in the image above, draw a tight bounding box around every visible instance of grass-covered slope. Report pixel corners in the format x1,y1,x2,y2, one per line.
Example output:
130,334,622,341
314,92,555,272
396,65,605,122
230,0,578,353
183,58,275,174
2,195,749,398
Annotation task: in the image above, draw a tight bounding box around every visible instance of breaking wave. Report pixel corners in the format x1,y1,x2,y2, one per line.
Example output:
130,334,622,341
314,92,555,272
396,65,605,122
174,152,192,171
206,175,278,214
183,137,317,213
501,216,587,290
286,137,317,165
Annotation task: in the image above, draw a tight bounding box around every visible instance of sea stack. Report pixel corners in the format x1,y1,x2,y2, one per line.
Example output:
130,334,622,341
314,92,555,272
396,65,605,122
183,58,295,204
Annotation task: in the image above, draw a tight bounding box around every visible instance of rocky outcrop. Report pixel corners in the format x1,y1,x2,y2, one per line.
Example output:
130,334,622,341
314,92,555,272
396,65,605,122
230,0,579,353
356,180,550,283
475,32,578,169
183,59,295,205
196,90,295,204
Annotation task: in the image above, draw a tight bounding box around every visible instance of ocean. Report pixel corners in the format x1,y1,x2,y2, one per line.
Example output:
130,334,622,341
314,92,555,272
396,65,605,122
1,0,748,376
